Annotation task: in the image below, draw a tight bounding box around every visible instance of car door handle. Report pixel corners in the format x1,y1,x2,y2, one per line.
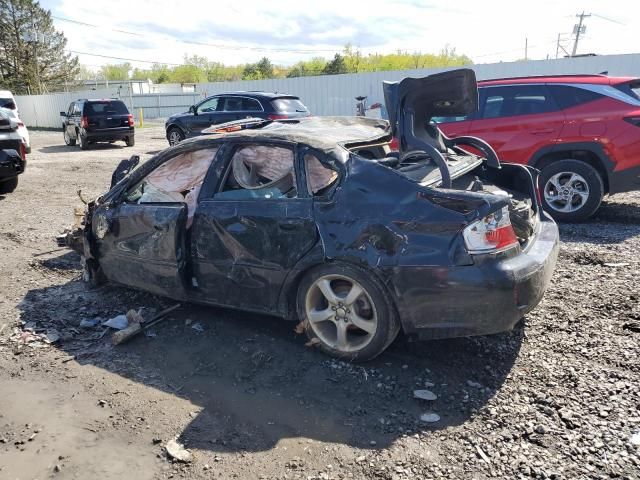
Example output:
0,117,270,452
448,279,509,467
278,221,300,231
530,129,554,135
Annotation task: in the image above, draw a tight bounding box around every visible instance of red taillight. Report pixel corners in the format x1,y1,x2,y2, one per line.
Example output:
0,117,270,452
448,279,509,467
20,142,26,160
80,116,89,129
389,136,399,151
624,116,640,127
267,114,289,120
463,206,519,254
127,114,134,126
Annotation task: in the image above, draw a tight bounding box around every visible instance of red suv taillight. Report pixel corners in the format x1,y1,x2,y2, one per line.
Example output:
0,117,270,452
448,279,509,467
127,114,134,126
267,114,289,120
463,206,519,254
80,116,89,129
623,116,640,127
20,142,26,160
389,136,399,151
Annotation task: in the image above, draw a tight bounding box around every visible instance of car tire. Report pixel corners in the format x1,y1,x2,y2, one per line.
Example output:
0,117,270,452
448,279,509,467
78,131,89,150
167,127,184,146
125,136,135,147
63,129,76,146
297,263,400,362
0,177,18,194
540,159,604,222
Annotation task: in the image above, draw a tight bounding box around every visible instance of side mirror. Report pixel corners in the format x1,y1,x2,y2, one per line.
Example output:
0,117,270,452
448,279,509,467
60,111,67,117
189,105,197,115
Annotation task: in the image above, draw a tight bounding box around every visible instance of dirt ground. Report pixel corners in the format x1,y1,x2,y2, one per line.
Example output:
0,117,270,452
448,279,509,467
1,126,639,480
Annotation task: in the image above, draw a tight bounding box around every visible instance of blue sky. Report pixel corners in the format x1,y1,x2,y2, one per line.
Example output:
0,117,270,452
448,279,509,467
39,0,639,71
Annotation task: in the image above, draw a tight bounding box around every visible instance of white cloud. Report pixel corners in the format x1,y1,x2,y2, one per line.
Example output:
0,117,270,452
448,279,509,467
44,0,640,69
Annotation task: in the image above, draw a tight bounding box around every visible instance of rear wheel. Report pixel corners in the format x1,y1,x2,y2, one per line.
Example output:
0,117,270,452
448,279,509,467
78,131,89,150
0,177,18,194
540,159,603,222
167,127,184,146
297,264,400,361
125,136,135,147
63,129,76,146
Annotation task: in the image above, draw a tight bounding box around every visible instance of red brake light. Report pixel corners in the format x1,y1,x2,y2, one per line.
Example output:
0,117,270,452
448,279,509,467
624,116,640,127
20,142,26,160
463,206,519,254
80,116,89,128
389,136,399,151
127,114,134,126
267,114,289,120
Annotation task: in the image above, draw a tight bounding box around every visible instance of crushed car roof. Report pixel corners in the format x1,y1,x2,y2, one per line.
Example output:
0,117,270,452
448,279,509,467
186,116,391,154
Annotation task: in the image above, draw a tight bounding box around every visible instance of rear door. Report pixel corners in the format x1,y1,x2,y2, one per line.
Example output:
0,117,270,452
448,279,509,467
468,85,565,164
84,100,130,132
191,142,317,310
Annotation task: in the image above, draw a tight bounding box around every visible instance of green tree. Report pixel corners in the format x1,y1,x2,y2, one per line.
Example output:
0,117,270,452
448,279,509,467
0,0,79,93
242,57,274,80
343,43,362,73
101,62,131,81
322,54,347,75
169,64,206,83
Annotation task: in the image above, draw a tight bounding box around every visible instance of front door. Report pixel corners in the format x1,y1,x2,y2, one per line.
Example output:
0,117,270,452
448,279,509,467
190,143,318,311
94,202,189,298
189,97,221,136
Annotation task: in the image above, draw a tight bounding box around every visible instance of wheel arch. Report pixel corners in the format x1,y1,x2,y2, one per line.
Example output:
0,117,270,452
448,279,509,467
278,253,401,329
529,142,613,194
166,123,185,138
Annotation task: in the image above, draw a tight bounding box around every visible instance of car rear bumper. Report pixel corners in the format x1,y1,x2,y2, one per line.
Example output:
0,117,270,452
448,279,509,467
390,216,559,340
0,151,26,180
83,127,134,142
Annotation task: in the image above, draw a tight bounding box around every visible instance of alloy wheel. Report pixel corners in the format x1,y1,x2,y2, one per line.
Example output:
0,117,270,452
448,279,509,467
305,274,378,353
168,130,182,146
544,171,590,213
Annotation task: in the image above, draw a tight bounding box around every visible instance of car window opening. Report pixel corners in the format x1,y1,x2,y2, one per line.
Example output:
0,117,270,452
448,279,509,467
217,145,297,200
126,147,219,227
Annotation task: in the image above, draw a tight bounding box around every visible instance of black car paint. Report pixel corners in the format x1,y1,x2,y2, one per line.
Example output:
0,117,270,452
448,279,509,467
61,99,134,144
0,148,25,182
77,112,558,341
165,92,309,142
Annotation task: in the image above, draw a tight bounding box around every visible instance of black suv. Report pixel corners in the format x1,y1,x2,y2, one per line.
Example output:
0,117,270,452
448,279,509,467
60,99,135,150
164,92,309,145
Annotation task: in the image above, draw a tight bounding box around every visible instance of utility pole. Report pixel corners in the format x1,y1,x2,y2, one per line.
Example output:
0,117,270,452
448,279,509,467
572,11,591,56
525,37,528,60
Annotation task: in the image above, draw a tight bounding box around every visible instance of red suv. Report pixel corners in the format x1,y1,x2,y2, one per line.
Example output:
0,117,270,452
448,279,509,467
434,74,640,221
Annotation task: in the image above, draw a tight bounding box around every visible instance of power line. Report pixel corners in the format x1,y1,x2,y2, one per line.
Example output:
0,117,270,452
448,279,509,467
67,50,185,66
52,15,338,54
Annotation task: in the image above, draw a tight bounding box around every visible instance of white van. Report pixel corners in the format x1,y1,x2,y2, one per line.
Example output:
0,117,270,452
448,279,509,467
0,91,29,152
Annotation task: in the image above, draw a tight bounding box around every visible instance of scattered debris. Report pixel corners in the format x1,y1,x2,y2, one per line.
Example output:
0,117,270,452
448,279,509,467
420,413,440,423
102,314,129,330
112,304,181,345
475,445,491,463
305,338,321,348
166,439,193,463
623,321,640,333
603,262,630,267
293,322,305,335
191,322,204,333
79,318,100,329
44,329,60,344
630,432,640,446
413,389,437,401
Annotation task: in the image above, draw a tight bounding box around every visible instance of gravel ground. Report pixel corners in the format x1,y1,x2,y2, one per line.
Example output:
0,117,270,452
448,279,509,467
0,127,638,480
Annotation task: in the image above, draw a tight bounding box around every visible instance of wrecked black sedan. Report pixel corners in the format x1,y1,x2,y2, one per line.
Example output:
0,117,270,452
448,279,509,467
63,69,559,361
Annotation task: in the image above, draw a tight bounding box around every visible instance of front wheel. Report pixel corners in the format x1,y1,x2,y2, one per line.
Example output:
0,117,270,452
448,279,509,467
63,129,76,146
540,159,604,222
167,127,184,146
297,264,400,361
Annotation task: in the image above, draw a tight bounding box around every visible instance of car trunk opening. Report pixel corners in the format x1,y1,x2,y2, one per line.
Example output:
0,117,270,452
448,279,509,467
378,68,538,248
